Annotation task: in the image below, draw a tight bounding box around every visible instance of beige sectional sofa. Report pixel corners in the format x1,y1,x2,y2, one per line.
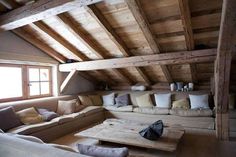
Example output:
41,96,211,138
88,90,215,130
0,90,215,143
0,95,105,142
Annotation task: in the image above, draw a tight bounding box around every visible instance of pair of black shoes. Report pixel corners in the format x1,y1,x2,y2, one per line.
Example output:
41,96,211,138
139,120,164,141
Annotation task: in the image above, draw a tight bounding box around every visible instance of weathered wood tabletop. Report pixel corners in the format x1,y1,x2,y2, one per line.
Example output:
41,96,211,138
75,119,184,152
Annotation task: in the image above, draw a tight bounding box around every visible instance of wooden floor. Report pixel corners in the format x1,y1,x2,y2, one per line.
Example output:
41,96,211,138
51,125,236,157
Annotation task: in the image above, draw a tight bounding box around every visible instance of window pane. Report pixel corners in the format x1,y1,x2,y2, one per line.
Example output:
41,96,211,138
41,82,50,95
0,67,22,99
29,68,39,81
29,82,40,96
40,69,49,81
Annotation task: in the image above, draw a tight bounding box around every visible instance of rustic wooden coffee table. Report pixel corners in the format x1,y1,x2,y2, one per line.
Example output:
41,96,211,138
75,119,184,152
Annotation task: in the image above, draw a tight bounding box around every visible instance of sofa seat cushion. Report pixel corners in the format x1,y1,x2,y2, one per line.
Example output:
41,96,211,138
79,106,103,116
7,121,57,135
170,109,213,117
133,107,169,115
104,105,133,112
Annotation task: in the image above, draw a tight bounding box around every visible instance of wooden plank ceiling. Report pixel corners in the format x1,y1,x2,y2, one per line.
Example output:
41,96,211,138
0,0,224,89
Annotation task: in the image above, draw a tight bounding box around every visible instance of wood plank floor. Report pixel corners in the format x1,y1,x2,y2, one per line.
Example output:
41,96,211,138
52,126,224,157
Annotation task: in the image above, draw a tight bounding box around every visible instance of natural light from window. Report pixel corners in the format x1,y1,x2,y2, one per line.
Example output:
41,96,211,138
0,67,23,99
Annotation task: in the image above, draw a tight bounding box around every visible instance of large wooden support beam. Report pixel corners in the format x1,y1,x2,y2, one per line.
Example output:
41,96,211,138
12,27,67,63
86,5,150,85
215,0,236,140
0,0,102,31
60,70,79,93
178,0,198,83
125,0,173,83
59,49,216,72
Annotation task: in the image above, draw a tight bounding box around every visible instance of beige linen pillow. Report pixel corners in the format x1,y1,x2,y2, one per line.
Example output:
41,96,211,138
88,95,103,106
78,95,93,106
57,99,76,115
172,99,190,110
135,94,153,108
16,107,43,125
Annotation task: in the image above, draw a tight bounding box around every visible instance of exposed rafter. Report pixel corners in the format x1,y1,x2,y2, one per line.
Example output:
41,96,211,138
59,49,217,72
86,5,150,85
33,21,89,61
0,0,102,31
57,13,131,85
125,0,173,83
215,0,236,140
178,0,198,83
12,26,67,63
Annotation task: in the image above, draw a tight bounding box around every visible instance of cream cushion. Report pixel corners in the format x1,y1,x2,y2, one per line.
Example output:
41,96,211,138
189,94,209,109
170,108,213,117
172,99,190,110
135,94,153,108
89,95,103,106
154,93,171,108
16,107,43,125
104,105,133,112
133,107,169,115
78,95,93,106
57,99,76,115
102,93,115,106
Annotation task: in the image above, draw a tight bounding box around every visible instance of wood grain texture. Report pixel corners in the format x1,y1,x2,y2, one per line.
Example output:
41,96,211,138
125,0,173,83
76,119,184,152
60,69,79,93
0,0,102,31
215,0,236,140
59,49,217,72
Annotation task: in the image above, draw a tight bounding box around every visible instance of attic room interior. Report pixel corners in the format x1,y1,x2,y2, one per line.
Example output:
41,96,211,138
0,0,236,156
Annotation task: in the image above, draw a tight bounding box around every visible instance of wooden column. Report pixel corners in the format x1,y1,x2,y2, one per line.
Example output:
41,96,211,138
215,0,236,140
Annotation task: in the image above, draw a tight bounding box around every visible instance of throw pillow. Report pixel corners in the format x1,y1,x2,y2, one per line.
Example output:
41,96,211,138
172,99,190,110
135,94,153,108
115,94,130,107
57,99,76,115
154,93,172,109
37,108,59,121
102,93,115,106
74,100,87,112
16,107,43,125
189,94,209,109
0,107,22,131
88,95,103,106
78,95,93,106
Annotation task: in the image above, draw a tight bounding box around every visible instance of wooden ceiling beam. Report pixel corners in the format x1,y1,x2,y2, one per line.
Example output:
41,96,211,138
59,49,217,72
86,5,150,85
178,0,198,83
215,0,236,140
0,0,102,31
57,13,124,85
33,21,89,61
60,69,78,93
12,26,67,63
125,0,173,83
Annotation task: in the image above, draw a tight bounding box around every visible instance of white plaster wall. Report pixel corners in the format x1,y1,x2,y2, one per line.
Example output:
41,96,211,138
0,31,95,96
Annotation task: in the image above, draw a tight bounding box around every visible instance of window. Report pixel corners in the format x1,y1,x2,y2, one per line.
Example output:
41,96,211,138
0,64,52,102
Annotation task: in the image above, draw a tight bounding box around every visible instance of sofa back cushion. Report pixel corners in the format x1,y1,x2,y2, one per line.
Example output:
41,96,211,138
172,99,190,110
102,93,115,106
88,95,103,106
189,94,209,109
136,94,153,108
78,95,93,106
154,93,171,109
57,99,76,115
115,94,130,107
0,107,22,131
16,107,43,125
